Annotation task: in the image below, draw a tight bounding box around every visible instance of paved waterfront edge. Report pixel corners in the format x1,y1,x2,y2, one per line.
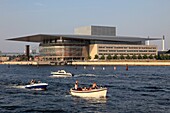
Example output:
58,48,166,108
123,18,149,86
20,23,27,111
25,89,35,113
72,61,170,66
1,60,170,66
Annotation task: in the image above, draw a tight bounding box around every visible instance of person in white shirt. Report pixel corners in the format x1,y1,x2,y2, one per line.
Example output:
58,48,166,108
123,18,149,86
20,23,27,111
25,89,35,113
74,80,78,90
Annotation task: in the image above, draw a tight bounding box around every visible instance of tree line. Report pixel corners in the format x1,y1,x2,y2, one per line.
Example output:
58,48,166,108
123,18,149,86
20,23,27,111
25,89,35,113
88,54,170,60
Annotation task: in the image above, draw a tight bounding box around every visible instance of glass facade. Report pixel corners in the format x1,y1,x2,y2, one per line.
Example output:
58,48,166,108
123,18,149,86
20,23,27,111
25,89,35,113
39,38,89,60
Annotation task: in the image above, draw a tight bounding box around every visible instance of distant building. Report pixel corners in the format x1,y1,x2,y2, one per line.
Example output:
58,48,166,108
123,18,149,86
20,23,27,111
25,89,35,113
7,25,161,61
0,56,9,62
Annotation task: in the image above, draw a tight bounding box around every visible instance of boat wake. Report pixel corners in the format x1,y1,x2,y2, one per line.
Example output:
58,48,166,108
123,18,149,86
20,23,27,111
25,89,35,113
83,97,107,103
75,74,96,77
11,85,25,89
106,74,119,78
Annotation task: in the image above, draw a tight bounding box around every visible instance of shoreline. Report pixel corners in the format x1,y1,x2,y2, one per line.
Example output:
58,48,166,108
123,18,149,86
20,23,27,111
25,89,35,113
1,60,170,66
72,60,170,66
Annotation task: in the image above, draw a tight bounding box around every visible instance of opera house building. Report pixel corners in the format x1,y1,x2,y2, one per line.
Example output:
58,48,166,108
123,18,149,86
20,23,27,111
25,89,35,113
8,25,161,61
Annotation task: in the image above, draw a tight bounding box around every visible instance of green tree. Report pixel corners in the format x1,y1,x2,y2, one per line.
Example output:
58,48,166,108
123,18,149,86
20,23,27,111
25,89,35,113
20,55,28,61
149,54,153,59
165,55,169,60
100,55,105,60
120,55,124,59
143,54,148,59
161,54,167,60
158,54,161,60
107,54,112,60
154,55,158,60
160,55,165,60
87,56,91,60
94,54,99,59
138,54,142,59
113,54,118,59
126,55,131,59
132,54,137,59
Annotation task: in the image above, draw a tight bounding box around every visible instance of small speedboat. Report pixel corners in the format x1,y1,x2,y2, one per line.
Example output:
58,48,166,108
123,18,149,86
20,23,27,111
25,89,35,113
25,83,48,90
51,70,73,77
70,87,107,98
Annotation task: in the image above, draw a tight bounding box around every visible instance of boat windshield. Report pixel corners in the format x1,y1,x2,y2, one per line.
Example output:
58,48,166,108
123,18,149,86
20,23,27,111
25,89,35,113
58,70,66,73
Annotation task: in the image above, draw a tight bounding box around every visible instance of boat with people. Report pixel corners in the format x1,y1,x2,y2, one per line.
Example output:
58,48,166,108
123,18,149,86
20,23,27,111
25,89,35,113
70,81,107,98
70,87,107,98
25,79,48,90
50,70,73,77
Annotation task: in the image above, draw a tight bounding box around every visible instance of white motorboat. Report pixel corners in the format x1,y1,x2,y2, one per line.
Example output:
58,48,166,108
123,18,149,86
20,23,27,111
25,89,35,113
51,70,73,77
70,87,107,98
25,83,48,90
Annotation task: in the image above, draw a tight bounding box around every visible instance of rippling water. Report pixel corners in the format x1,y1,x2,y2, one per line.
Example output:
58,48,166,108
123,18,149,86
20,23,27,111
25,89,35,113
0,65,170,113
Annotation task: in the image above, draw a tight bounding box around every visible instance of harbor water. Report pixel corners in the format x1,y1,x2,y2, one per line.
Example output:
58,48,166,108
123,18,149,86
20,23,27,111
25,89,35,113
0,65,170,113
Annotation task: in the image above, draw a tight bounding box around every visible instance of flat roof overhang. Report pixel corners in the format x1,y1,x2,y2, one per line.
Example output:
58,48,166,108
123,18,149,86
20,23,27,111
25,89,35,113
7,34,162,43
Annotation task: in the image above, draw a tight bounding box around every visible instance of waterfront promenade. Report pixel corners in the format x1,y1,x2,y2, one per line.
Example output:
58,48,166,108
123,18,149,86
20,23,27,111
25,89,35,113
72,60,170,66
1,61,49,65
1,60,170,66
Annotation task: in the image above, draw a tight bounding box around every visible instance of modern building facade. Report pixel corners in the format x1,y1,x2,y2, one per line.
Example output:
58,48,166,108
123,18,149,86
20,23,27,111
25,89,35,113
90,44,157,59
8,25,161,61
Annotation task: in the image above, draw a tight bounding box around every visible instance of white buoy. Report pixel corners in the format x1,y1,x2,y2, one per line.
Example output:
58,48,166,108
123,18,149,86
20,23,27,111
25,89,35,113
93,67,95,70
114,66,116,70
84,66,86,69
103,67,105,70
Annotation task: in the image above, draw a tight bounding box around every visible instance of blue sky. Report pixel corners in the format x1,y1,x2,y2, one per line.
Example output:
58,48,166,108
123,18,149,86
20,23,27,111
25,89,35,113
0,0,170,52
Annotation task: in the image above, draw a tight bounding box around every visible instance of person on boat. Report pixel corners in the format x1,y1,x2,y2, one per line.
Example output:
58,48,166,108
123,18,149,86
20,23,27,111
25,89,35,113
33,79,36,83
30,79,34,84
91,82,98,89
74,80,78,90
82,87,88,91
30,79,36,84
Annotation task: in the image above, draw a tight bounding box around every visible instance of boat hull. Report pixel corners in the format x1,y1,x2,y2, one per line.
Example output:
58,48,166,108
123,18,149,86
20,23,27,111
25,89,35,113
25,83,48,90
70,88,107,98
50,75,72,78
51,72,73,77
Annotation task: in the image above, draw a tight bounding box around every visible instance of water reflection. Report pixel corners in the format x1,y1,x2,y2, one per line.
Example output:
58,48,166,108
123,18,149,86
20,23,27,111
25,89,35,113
72,96,107,104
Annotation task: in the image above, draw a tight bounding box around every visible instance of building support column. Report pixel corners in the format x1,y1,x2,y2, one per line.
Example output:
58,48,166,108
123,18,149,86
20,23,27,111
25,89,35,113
26,45,30,61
